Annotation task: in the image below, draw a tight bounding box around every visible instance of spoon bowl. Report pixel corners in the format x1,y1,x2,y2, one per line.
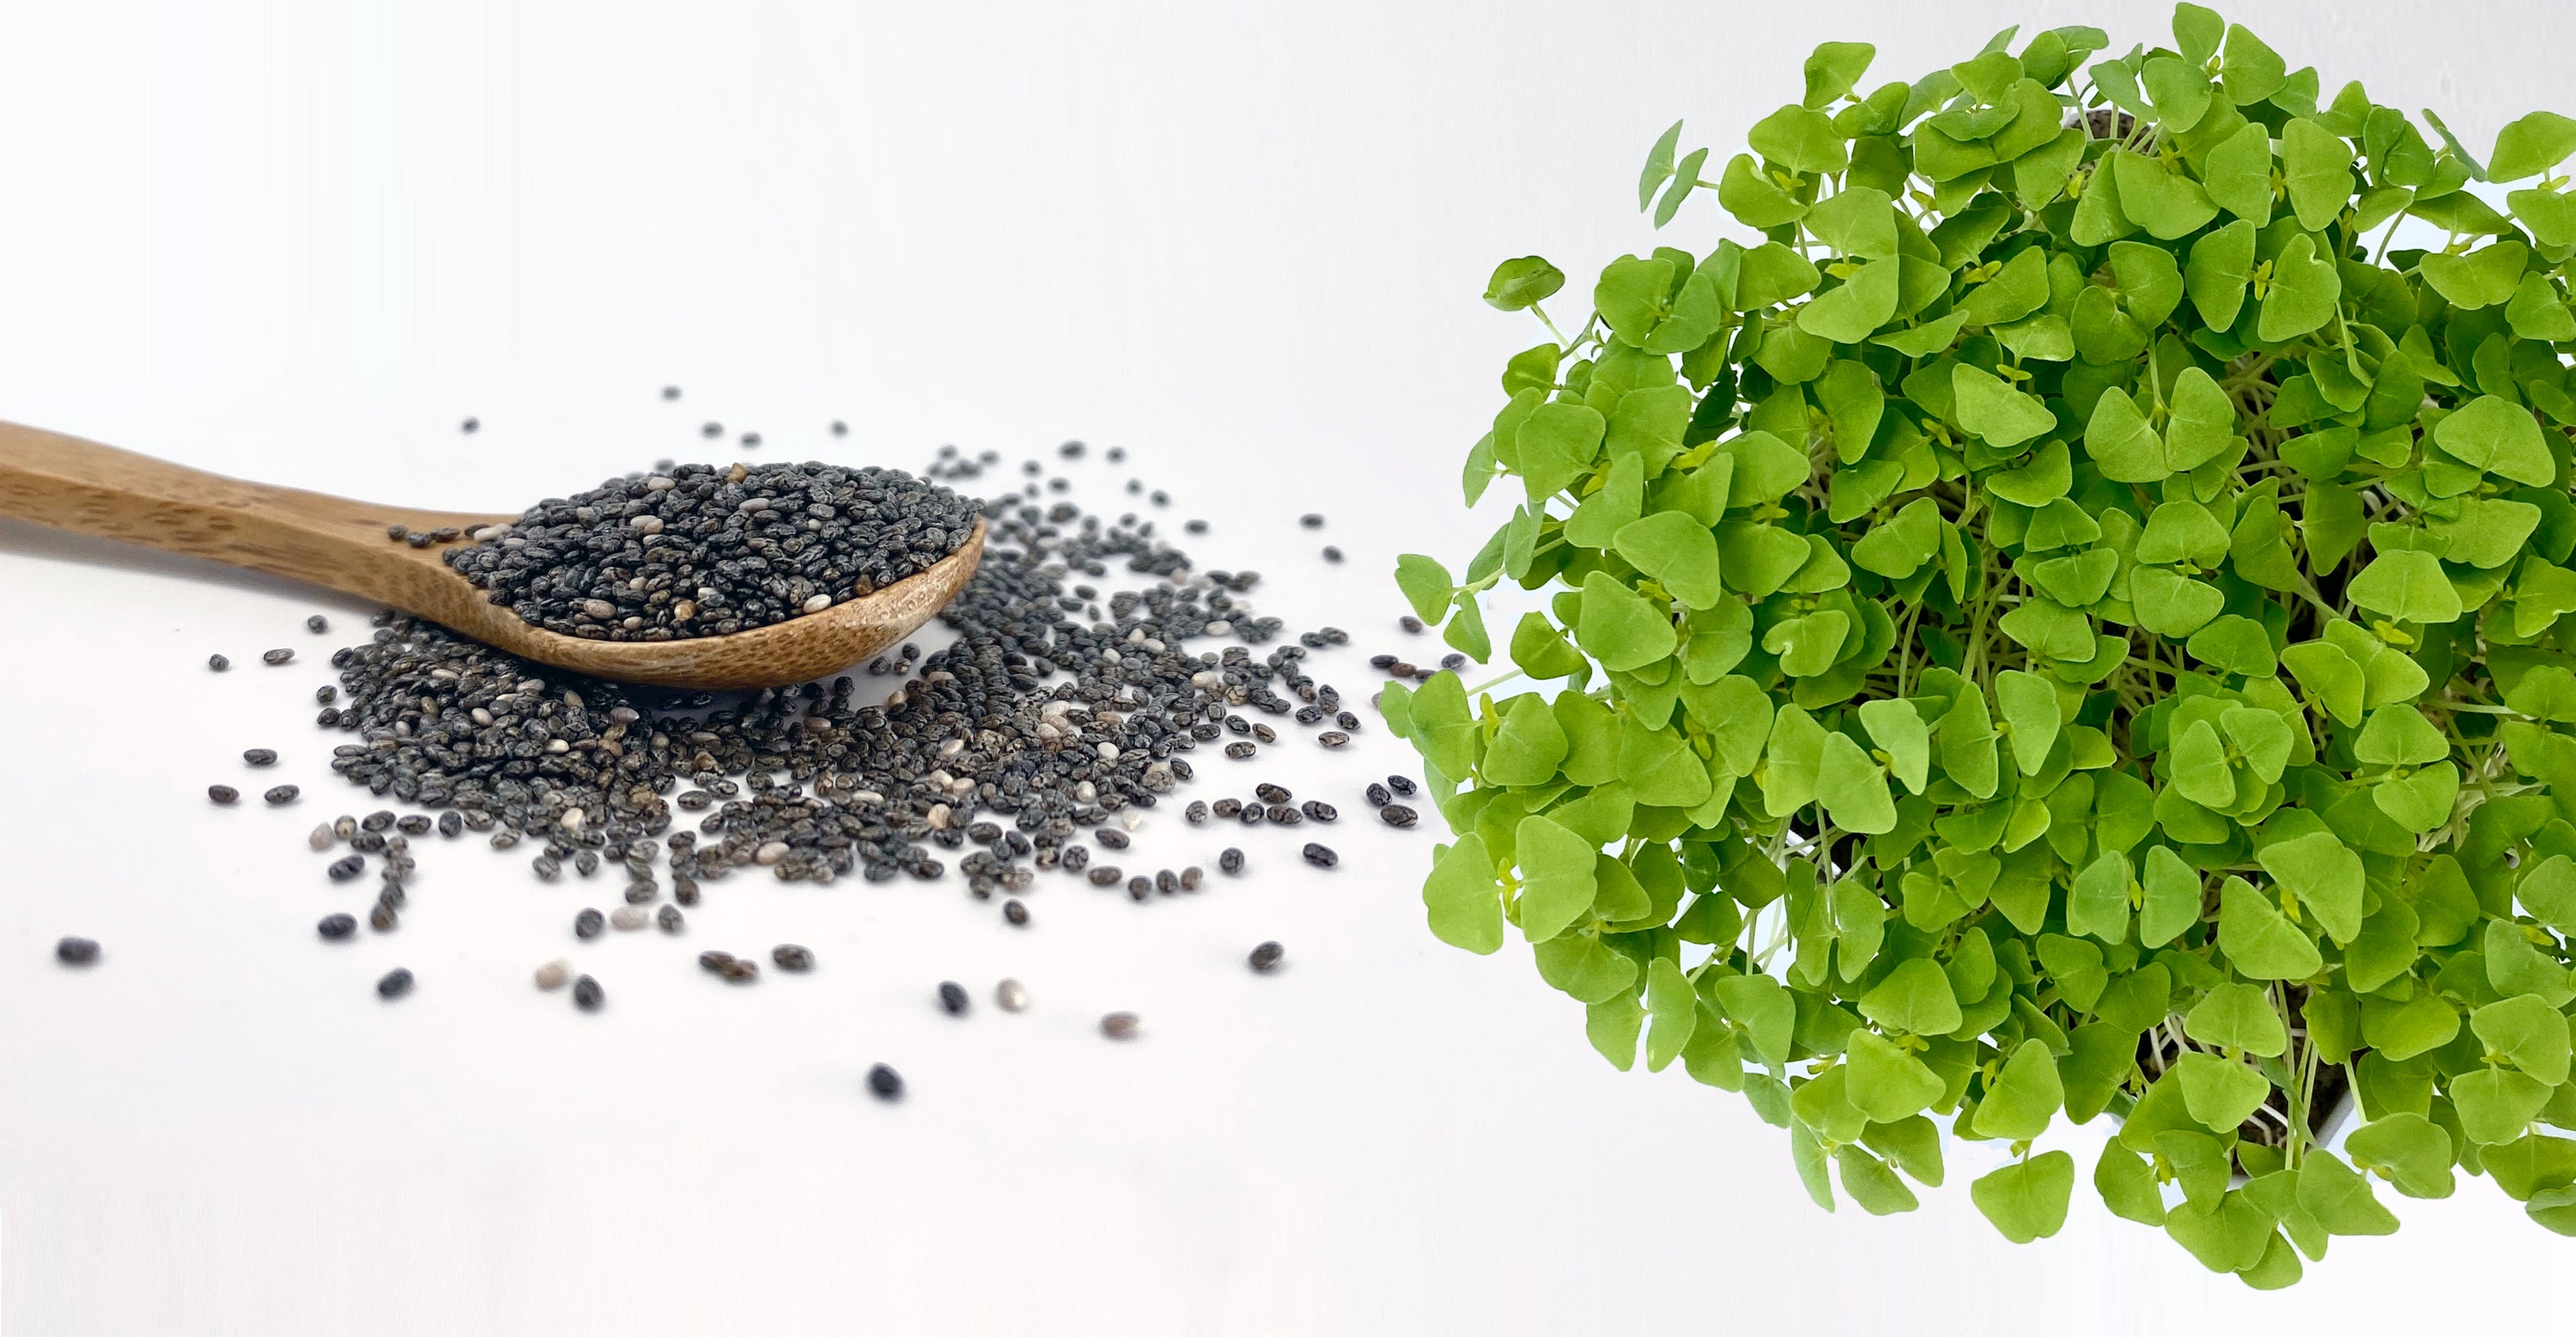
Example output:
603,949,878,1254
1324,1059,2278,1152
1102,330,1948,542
0,420,985,690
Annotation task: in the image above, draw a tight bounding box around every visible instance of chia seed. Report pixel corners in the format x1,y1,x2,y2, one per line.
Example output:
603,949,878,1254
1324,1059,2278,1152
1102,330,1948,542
209,653,231,672
1003,898,1029,925
55,937,100,966
1379,804,1419,828
772,945,814,971
573,975,604,1011
244,748,279,767
1219,848,1244,874
1249,941,1284,972
376,968,414,999
1302,842,1338,868
867,1063,903,1100
264,786,301,805
939,981,969,1014
318,913,357,940
1100,1012,1139,1040
263,648,294,665
209,785,240,805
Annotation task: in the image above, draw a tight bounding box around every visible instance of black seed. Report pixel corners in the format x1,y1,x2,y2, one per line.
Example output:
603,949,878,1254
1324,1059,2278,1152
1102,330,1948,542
1303,800,1338,822
1003,897,1030,925
1255,782,1291,804
1299,514,1324,529
209,784,240,805
369,902,398,932
460,417,479,434
1365,782,1392,806
574,909,605,939
773,944,814,971
263,648,294,665
1127,876,1151,899
1185,520,1208,534
1387,775,1418,796
867,1063,903,1100
1380,804,1419,828
939,981,969,1015
1185,800,1209,823
1212,798,1242,818
376,967,414,999
1249,941,1285,972
307,615,331,633
663,385,682,399
1095,827,1130,850
573,975,604,1011
55,936,100,966
244,748,279,767
396,814,431,835
658,904,683,933
1087,866,1121,887
699,951,735,972
1219,848,1245,874
1302,842,1338,868
209,653,231,671
1321,546,1343,562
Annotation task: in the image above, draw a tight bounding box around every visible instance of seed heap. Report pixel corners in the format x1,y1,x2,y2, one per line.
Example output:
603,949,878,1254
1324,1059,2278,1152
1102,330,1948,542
443,461,983,641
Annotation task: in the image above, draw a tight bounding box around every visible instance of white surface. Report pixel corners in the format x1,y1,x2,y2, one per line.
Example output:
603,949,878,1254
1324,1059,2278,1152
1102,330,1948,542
0,2,2566,1333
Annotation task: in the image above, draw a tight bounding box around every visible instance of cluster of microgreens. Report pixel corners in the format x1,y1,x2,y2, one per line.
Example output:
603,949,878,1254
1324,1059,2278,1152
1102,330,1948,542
1381,5,2576,1285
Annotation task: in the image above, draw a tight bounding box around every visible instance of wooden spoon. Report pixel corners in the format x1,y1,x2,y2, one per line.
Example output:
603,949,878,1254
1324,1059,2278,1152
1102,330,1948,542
0,420,985,690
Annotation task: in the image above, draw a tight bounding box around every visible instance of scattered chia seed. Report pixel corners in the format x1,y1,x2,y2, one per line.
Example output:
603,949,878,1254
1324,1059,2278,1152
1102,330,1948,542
245,748,279,767
264,785,301,805
867,1063,903,1100
1003,897,1029,926
610,906,649,932
318,914,357,940
1318,732,1349,748
995,978,1029,1011
263,648,294,665
573,975,604,1011
664,386,682,400
1299,514,1323,529
376,968,414,999
1321,546,1343,562
1219,848,1245,874
369,902,398,932
1302,801,1337,822
209,653,231,672
939,981,969,1015
1302,843,1338,868
1387,775,1417,796
1100,1011,1139,1040
772,945,813,971
574,909,605,939
1249,941,1284,972
209,784,240,805
460,417,479,434
657,904,684,933
307,615,331,633
1185,800,1208,823
535,960,571,989
1380,804,1419,828
55,936,100,966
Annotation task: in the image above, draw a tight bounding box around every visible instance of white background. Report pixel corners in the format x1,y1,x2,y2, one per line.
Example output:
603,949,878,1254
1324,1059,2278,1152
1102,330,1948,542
0,2,2566,1333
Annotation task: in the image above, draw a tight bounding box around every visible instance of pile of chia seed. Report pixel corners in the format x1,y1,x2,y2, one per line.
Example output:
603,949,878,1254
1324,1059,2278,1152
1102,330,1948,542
444,460,982,640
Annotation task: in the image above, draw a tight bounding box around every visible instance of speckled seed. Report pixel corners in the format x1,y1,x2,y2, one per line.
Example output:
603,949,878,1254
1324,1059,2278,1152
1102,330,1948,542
1318,731,1350,748
1380,804,1419,828
1219,848,1245,874
317,914,357,941
328,854,365,882
208,653,231,672
1302,843,1339,868
55,936,100,965
1127,876,1151,900
939,981,969,1015
867,1063,903,1101
1249,941,1285,972
1387,775,1417,796
1003,898,1030,926
1100,1012,1139,1040
1302,801,1338,823
1399,615,1423,633
574,908,605,939
1185,800,1208,823
772,944,814,971
1255,782,1291,804
657,904,683,933
1181,866,1204,890
610,906,650,931
376,968,413,999
368,902,397,933
719,958,760,983
995,978,1029,1012
1365,782,1392,806
209,785,240,805
262,648,294,665
264,785,301,805
572,975,604,1011
534,960,572,990
698,951,734,973
244,748,279,767
307,614,330,633
1086,866,1121,887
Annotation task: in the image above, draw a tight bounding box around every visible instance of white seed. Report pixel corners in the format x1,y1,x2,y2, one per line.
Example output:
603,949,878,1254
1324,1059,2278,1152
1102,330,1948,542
995,979,1029,1012
546,739,569,754
471,708,495,726
630,515,664,534
534,960,572,990
307,824,335,850
927,804,951,830
802,593,832,614
1097,742,1120,760
580,599,616,619
1204,620,1232,635
610,906,650,931
754,841,790,865
561,810,585,832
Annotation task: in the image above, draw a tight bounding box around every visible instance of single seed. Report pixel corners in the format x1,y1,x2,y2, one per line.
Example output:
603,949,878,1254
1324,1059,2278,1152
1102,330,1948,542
318,913,357,941
867,1063,904,1100
1212,799,1242,818
1303,800,1338,822
573,975,604,1011
244,748,279,767
1255,782,1291,804
1303,842,1339,868
1318,731,1350,748
396,814,431,835
610,906,650,931
369,902,398,932
1399,616,1424,633
1181,866,1203,890
1087,866,1121,887
574,908,605,939
1249,941,1285,973
308,823,335,850
1100,1011,1140,1040
699,951,736,973
306,615,330,633
1095,827,1130,850
1387,775,1418,796
55,936,100,966
263,648,294,665
209,653,231,672
720,958,761,983
535,960,572,989
1219,848,1245,874
1003,897,1030,926
376,968,414,999
1185,800,1209,823
1299,514,1324,529
939,981,969,1015
264,785,301,805
460,417,479,434
995,978,1030,1011
658,903,684,933
1127,876,1151,899
209,784,240,805
1321,546,1343,562
773,944,814,971
1380,804,1419,828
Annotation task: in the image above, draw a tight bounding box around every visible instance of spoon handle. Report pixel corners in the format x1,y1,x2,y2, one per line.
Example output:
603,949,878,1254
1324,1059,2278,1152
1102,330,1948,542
0,419,498,602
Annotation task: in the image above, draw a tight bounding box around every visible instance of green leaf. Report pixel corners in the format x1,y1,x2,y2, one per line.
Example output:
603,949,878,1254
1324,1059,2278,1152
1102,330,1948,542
2451,1065,2554,1146
2201,122,2274,225
1748,103,1848,175
1834,1145,1921,1216
1482,694,1569,787
2111,150,2220,239
1952,364,2056,449
1804,186,1899,260
2067,851,2130,944
2166,366,2239,471
2296,1151,2401,1236
1613,512,1725,610
1638,123,1682,210
2255,831,2363,943
2432,394,2555,487
1764,609,1850,678
1443,591,1490,662
2354,704,2448,766
1803,41,1877,109
2097,1143,2168,1225
1858,958,1964,1036
2361,992,2460,1060
2219,877,2322,979
1643,956,1698,1072
2281,641,2366,726
1971,1152,2075,1243
2507,272,2576,342
2348,550,2462,624
1586,994,1644,1069
1994,670,2060,776
2141,846,2204,948
2474,994,2574,1085
1844,1027,1946,1121
2280,119,2354,233
1516,402,1607,501
2489,110,2576,182
1508,612,1589,682
1513,815,1599,942
1859,698,1930,794
2184,981,2290,1057
1959,246,2050,326
1424,835,1504,953
1575,570,1676,672
2220,22,2287,104
2175,1050,2273,1131
2257,233,2341,342
2347,1113,2457,1198
1817,732,1898,834
1973,1039,2066,1140
1394,554,1453,625
2188,615,2276,678
1484,256,1566,312
2421,240,2529,311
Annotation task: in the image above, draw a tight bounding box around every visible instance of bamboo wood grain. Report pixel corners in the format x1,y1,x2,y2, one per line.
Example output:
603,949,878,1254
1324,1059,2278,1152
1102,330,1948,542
0,420,984,690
